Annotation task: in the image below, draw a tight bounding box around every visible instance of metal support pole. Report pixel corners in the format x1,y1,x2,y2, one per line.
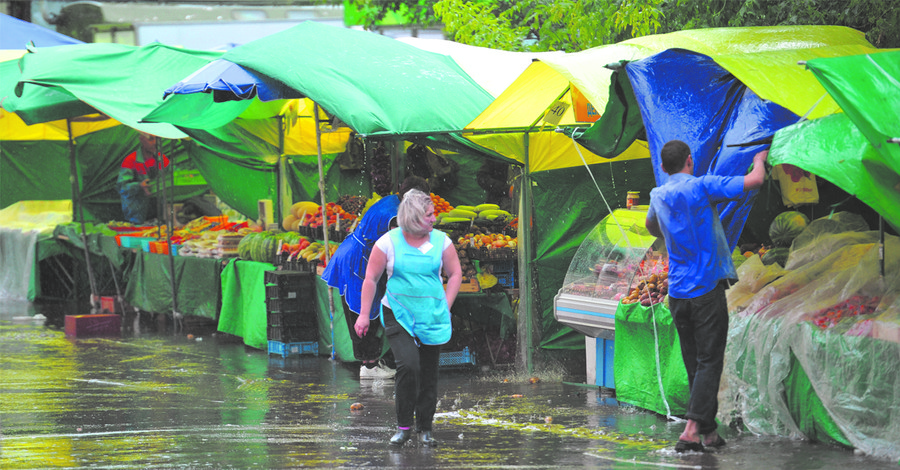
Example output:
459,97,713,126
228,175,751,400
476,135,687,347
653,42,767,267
517,131,534,375
314,103,336,359
880,216,885,278
67,119,100,312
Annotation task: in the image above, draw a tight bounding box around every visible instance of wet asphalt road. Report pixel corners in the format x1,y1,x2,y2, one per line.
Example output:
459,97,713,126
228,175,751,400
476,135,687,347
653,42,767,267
2,299,897,469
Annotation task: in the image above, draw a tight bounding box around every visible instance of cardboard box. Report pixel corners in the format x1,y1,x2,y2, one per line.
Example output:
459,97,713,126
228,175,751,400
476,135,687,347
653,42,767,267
65,314,121,337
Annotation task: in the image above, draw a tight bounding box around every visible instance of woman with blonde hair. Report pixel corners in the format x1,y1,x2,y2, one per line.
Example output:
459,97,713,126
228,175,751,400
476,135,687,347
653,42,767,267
355,189,462,447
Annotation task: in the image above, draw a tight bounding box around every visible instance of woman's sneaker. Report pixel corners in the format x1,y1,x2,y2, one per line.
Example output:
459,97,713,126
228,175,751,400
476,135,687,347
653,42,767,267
360,362,395,379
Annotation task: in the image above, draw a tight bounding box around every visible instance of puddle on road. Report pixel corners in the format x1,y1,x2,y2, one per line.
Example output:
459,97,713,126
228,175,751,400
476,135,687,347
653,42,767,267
2,299,897,469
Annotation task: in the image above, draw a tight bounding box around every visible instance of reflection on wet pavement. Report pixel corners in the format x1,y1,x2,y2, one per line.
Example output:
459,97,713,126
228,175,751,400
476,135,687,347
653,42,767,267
2,299,897,469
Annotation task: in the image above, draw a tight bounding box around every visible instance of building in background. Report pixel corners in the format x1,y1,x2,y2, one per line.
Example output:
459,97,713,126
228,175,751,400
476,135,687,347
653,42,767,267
2,1,443,50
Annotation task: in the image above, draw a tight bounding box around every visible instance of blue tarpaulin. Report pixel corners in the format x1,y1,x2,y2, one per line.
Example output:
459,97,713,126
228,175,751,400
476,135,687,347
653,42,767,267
0,14,82,49
625,49,799,248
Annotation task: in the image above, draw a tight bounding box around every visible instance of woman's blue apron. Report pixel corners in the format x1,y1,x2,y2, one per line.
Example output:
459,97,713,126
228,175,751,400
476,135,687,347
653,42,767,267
384,228,451,345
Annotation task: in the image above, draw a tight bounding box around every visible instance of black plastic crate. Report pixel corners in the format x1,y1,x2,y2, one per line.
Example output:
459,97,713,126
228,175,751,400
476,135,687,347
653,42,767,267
265,269,315,289
264,282,316,302
268,324,318,342
267,310,317,328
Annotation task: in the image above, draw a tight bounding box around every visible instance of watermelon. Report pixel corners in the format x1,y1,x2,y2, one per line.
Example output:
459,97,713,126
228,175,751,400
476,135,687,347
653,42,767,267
238,232,258,260
769,211,810,247
761,247,790,266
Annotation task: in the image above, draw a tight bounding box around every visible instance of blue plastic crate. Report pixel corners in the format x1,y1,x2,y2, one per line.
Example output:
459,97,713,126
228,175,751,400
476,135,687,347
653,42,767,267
439,347,476,368
268,340,318,358
490,259,517,288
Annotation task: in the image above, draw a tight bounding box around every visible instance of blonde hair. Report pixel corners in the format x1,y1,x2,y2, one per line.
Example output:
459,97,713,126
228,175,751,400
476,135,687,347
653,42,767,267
397,189,432,236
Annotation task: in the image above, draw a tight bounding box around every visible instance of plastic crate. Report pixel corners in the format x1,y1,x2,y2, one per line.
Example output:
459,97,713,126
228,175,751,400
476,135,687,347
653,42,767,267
119,236,154,249
470,246,517,261
265,270,315,291
267,310,317,328
279,258,318,273
267,324,318,343
268,340,318,357
100,296,120,314
490,259,517,289
439,347,476,368
265,289,315,311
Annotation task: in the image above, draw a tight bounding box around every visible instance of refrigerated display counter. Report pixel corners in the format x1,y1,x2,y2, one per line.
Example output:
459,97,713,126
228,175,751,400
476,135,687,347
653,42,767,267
553,208,662,337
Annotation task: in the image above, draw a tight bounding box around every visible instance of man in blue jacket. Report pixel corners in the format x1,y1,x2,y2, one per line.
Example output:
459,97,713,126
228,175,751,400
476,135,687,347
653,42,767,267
646,140,768,452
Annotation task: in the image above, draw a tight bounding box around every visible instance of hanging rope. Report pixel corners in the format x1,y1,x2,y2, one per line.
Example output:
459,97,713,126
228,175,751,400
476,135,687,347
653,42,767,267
567,132,677,420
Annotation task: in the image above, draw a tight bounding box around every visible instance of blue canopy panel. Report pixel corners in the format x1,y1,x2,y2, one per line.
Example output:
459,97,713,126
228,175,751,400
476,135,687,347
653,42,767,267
625,49,798,249
164,58,302,102
0,13,82,49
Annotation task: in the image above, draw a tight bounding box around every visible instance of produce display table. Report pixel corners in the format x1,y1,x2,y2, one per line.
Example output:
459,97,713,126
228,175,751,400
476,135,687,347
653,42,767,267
613,301,689,417
217,259,515,363
124,251,223,319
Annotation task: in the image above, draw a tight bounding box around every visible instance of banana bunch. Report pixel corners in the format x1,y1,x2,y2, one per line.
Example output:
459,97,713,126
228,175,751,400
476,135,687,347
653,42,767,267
435,203,513,225
473,204,513,224
298,242,324,262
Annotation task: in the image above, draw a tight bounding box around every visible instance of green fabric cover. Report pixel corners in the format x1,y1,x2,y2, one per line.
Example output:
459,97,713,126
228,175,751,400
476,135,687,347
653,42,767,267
770,50,900,232
0,139,72,210
785,350,852,448
151,22,493,139
10,42,222,137
573,67,645,158
770,114,900,233
2,126,209,222
125,251,222,319
316,282,357,362
219,259,274,350
805,50,900,170
613,301,689,416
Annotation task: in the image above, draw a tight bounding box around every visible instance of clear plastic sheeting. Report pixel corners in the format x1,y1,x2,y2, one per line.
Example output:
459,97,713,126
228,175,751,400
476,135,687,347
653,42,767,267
559,209,659,302
0,201,72,301
721,219,900,460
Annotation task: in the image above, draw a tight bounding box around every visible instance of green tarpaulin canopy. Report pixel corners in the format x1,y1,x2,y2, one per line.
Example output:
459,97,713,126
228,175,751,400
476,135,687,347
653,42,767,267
770,50,900,231
147,21,495,142
10,42,222,137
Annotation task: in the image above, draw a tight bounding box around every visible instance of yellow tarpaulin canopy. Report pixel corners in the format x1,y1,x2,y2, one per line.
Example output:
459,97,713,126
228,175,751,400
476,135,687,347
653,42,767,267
0,108,120,140
232,98,350,158
463,25,877,173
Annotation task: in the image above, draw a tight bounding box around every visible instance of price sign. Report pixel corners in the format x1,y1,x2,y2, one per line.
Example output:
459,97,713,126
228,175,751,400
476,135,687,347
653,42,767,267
542,101,569,126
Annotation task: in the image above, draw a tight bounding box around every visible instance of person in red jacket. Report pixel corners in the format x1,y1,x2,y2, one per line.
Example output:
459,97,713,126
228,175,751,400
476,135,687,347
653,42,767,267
116,132,169,224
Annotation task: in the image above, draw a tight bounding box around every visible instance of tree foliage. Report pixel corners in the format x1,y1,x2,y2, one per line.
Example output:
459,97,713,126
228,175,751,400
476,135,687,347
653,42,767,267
350,0,899,51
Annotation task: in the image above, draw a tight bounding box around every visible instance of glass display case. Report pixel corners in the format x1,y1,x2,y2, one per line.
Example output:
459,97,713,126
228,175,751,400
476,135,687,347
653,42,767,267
553,208,665,337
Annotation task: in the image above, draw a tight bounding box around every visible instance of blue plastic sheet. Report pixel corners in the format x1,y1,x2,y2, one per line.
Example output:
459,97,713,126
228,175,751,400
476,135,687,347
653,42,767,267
625,49,798,248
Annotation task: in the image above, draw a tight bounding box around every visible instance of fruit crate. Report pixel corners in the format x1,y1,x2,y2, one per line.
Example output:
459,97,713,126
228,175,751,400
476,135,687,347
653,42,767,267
489,259,517,289
457,278,480,293
267,324,318,343
268,340,318,357
275,253,318,273
469,246,517,261
439,347,476,368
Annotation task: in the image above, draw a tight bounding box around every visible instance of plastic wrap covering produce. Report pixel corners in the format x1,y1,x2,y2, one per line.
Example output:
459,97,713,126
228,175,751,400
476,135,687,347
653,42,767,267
721,219,900,460
559,209,658,302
